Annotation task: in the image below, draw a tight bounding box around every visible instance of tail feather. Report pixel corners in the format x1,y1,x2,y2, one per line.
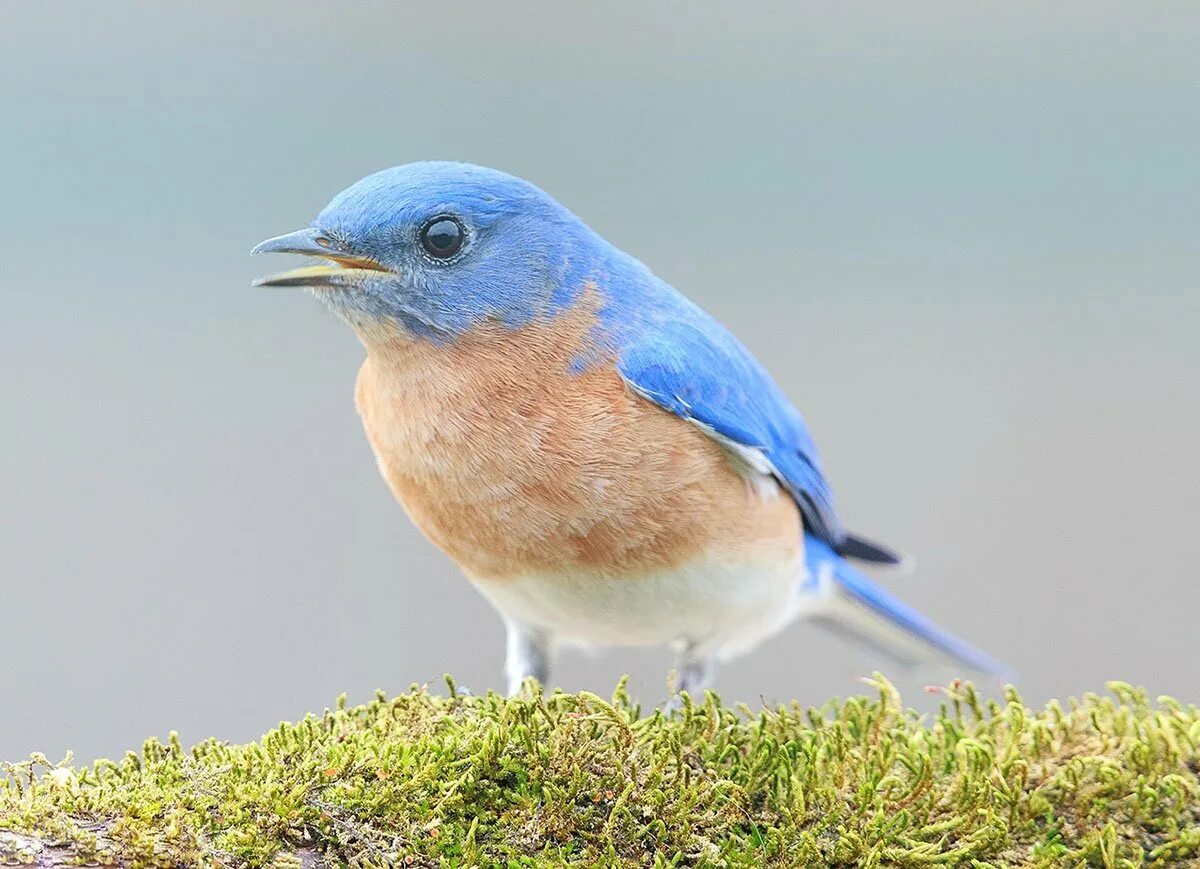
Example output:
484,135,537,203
837,531,908,568
798,535,1011,679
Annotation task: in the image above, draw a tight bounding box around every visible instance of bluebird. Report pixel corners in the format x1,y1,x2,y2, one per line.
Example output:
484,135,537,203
252,162,1007,700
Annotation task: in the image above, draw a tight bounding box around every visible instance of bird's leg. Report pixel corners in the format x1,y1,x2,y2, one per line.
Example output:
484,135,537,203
504,621,553,696
665,651,717,713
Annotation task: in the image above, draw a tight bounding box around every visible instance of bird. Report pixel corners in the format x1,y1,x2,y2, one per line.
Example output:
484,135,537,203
252,161,1007,700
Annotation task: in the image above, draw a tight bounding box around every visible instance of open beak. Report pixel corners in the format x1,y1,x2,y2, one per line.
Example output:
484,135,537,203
250,228,391,288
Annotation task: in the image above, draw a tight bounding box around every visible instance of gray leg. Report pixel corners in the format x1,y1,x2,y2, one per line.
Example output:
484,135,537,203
505,622,552,696
678,656,715,695
666,652,717,712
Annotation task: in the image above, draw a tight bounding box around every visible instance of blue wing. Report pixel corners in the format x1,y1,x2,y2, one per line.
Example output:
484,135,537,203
615,306,844,547
602,265,1007,675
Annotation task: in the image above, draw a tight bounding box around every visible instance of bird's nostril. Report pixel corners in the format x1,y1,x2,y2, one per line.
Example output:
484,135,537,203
315,236,333,248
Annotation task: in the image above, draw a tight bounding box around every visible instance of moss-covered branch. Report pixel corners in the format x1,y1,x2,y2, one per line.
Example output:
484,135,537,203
2,678,1198,867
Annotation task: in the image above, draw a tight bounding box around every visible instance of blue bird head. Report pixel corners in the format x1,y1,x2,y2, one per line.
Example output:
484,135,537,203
252,162,605,339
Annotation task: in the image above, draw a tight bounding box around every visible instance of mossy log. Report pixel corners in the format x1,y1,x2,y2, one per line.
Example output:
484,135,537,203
2,678,1199,867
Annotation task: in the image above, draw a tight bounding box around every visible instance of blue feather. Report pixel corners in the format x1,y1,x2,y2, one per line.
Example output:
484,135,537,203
802,535,1011,677
608,266,843,546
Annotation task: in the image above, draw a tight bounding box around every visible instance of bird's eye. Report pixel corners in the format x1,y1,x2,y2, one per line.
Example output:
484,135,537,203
419,216,465,260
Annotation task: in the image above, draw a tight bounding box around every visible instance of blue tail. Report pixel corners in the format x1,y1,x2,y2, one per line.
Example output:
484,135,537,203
799,535,1010,678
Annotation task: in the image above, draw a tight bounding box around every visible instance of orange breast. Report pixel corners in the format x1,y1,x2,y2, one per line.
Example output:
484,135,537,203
353,293,801,580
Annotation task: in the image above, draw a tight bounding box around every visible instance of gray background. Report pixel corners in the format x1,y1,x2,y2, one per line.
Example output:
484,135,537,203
2,2,1197,764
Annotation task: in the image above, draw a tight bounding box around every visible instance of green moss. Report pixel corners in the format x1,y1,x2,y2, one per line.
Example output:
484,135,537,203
2,678,1198,867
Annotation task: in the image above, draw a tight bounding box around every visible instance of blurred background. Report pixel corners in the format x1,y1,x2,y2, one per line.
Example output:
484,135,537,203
2,2,1197,763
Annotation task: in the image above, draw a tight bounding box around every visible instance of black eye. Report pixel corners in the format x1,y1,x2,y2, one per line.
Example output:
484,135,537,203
419,216,465,260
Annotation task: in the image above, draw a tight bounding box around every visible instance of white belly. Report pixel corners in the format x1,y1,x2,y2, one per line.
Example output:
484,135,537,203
473,551,804,659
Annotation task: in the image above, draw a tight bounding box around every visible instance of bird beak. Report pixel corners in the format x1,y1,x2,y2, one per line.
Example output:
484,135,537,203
250,227,391,288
